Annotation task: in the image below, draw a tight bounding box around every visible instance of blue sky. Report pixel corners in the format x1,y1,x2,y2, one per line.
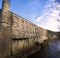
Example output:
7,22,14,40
0,0,60,32
0,0,47,23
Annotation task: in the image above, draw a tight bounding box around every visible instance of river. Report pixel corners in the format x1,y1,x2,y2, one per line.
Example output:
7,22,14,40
28,39,60,58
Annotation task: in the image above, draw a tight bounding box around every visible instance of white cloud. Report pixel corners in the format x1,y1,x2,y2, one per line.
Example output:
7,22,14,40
35,0,60,32
35,16,43,22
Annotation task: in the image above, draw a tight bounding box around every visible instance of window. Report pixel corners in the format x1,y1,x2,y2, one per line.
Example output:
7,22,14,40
22,20,24,23
26,21,27,24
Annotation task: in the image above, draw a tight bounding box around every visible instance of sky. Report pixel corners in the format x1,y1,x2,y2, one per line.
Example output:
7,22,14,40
35,0,60,32
0,0,47,22
0,0,60,32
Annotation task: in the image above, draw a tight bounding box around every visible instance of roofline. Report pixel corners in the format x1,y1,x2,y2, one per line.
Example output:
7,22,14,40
10,11,39,27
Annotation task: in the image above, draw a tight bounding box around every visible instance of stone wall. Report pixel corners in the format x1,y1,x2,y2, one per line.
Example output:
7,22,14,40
0,27,12,58
39,28,48,43
47,30,58,40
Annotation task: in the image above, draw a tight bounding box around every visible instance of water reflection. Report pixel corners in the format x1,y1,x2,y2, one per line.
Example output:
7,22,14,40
48,39,60,58
28,39,60,58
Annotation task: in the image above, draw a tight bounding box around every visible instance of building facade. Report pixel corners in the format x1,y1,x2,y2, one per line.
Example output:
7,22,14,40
0,0,48,58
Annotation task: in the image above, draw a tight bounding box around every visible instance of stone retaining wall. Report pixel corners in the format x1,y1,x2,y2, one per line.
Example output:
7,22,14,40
0,27,12,58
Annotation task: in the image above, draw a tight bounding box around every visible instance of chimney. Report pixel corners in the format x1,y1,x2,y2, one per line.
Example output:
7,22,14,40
1,0,10,27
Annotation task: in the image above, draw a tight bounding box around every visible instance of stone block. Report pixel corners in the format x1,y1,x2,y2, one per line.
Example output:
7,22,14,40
0,27,12,58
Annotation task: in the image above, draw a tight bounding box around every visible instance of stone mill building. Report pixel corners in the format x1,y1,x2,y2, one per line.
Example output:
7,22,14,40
0,0,59,58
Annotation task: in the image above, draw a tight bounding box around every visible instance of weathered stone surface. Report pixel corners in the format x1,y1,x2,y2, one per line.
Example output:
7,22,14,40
47,30,60,40
0,0,60,57
0,27,12,58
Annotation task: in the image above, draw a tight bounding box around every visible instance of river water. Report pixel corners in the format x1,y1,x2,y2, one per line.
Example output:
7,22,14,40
28,39,60,58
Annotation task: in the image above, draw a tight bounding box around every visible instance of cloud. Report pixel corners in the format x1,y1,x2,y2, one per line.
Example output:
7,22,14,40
35,16,43,22
35,0,60,32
